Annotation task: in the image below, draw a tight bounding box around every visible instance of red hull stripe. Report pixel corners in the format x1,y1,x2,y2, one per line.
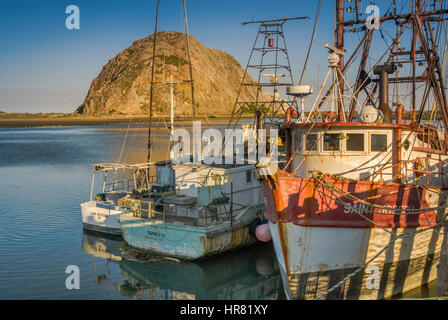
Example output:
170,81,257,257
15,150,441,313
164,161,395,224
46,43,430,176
262,171,439,228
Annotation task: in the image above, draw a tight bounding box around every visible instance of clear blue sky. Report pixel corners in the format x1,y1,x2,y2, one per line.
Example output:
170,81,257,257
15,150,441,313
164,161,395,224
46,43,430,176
0,0,400,113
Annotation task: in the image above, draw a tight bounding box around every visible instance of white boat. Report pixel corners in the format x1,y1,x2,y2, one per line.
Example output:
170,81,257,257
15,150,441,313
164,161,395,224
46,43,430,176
81,201,123,235
80,162,155,235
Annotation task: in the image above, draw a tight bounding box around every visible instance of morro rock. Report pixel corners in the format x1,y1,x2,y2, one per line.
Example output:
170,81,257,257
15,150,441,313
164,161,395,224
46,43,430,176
76,31,268,116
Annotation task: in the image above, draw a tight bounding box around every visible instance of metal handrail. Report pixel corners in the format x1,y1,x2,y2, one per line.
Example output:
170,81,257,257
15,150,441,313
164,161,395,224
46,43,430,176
121,199,246,225
104,179,135,192
415,124,446,152
370,157,448,186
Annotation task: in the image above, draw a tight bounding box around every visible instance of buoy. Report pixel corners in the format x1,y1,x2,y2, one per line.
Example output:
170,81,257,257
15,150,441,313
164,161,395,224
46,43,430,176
255,222,272,242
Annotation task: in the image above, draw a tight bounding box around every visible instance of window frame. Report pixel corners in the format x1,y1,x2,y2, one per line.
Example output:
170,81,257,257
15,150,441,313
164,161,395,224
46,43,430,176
293,133,303,152
344,132,366,153
322,132,342,153
369,132,390,153
304,132,319,153
246,170,252,184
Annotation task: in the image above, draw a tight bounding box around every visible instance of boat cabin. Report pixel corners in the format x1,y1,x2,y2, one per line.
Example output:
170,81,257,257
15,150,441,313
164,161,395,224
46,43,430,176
285,120,448,186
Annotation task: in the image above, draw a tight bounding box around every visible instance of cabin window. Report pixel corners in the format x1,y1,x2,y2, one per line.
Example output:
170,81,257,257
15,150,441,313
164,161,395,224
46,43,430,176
323,133,340,151
371,134,387,152
246,170,252,183
305,134,318,151
346,133,364,151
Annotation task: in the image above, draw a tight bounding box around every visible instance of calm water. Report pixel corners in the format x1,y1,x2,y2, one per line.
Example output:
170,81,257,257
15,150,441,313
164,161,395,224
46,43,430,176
0,122,284,299
1,122,441,300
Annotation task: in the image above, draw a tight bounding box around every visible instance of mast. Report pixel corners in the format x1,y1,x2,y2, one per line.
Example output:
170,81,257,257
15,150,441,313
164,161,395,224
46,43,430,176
229,16,309,126
170,73,174,137
147,0,160,163
147,0,196,163
225,16,309,162
336,0,345,121
183,0,195,119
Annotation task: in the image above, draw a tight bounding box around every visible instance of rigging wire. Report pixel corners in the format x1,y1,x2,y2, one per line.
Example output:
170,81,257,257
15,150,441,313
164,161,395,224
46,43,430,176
116,117,132,164
299,0,322,85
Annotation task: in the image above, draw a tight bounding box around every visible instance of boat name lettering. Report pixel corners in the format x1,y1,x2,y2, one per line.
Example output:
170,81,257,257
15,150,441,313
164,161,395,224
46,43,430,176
343,203,414,214
146,231,165,239
90,211,109,218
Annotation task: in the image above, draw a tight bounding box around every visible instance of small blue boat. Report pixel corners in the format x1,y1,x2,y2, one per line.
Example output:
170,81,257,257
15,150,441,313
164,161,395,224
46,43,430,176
120,203,264,260
120,162,266,260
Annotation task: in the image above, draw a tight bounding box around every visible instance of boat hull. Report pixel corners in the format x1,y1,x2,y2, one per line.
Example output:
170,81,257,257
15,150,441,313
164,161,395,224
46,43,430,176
268,221,444,299
120,204,264,260
81,201,122,236
262,173,448,299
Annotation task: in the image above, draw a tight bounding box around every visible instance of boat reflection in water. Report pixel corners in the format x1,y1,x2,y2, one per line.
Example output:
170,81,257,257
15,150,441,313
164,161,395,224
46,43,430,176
81,230,283,299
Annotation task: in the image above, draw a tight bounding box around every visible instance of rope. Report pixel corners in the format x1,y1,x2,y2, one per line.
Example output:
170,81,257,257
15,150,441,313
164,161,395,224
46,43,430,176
313,174,448,215
116,117,132,164
300,175,448,300
299,0,322,85
314,219,445,300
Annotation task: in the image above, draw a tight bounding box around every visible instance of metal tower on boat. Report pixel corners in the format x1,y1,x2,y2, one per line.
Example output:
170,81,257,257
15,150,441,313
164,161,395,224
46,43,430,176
229,16,310,127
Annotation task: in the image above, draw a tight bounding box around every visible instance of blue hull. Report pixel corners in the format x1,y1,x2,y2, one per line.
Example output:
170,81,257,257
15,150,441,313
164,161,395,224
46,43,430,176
120,204,264,260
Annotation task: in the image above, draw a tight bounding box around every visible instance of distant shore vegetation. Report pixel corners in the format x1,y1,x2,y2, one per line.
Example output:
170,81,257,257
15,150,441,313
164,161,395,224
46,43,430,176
0,108,436,121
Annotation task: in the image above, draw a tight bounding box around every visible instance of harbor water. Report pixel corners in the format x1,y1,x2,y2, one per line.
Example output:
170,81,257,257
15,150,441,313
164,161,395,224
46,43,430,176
0,121,284,299
0,121,439,300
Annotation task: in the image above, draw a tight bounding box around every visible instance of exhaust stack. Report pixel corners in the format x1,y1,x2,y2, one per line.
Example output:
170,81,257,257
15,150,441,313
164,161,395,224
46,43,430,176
373,64,396,123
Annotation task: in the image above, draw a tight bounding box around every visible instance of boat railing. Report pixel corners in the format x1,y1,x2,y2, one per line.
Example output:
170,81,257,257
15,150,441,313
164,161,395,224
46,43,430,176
370,157,448,186
89,161,159,200
104,175,158,192
104,179,136,192
414,124,446,153
124,199,247,226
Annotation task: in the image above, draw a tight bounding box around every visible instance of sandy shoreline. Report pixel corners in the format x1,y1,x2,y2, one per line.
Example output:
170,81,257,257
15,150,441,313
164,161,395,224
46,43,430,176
0,116,233,128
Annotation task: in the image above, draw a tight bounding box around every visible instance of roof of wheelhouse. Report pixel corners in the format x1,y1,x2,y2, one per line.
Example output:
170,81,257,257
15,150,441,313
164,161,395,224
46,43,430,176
283,121,414,130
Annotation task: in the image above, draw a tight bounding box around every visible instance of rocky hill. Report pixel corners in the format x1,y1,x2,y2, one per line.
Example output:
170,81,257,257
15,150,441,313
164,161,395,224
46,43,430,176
76,31,269,117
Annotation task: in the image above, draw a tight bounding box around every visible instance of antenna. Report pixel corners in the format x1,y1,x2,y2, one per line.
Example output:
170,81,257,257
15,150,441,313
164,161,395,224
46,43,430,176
324,43,345,56
241,16,310,25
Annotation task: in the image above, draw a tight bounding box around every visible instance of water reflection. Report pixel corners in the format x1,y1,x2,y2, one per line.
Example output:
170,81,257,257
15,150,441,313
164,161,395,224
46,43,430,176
81,230,283,300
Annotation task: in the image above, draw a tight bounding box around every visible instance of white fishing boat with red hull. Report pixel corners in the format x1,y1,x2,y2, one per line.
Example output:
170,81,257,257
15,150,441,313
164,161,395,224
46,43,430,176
258,0,448,299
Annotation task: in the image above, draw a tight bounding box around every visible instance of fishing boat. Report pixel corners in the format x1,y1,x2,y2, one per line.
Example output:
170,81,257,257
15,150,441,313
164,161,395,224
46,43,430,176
115,0,266,259
81,162,154,235
259,0,448,299
120,160,265,259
